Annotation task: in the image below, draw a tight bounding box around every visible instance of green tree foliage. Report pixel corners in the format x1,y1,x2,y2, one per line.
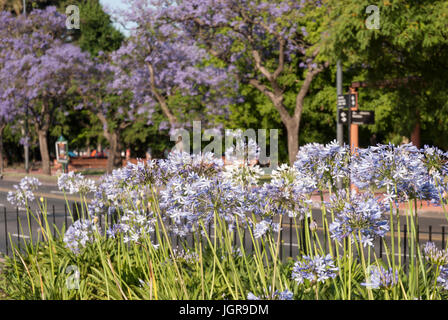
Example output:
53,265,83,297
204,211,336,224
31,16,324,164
76,0,124,56
322,0,448,148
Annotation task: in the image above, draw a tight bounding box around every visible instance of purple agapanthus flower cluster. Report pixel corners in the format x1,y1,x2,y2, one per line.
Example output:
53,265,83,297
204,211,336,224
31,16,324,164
57,143,448,249
107,209,156,245
169,247,200,264
328,190,390,247
361,265,399,290
7,176,41,207
224,129,260,166
159,151,224,180
423,242,448,267
294,140,351,191
247,288,293,300
113,159,163,187
438,266,448,290
63,217,100,254
292,254,338,285
221,164,264,188
160,171,260,236
257,164,313,219
58,172,96,195
88,162,159,216
350,143,441,203
252,219,281,239
422,242,448,291
421,145,448,202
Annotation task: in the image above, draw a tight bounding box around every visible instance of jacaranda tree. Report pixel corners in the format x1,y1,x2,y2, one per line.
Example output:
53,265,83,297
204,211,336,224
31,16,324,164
105,0,237,140
0,7,91,175
138,0,329,164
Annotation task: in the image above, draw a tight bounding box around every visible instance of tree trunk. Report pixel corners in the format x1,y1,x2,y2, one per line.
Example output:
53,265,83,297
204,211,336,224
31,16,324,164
87,136,91,156
37,129,51,175
285,119,299,165
410,110,421,148
96,112,122,174
0,124,5,178
106,132,121,174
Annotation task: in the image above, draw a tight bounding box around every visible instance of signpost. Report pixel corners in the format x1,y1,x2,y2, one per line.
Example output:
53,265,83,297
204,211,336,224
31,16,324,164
337,88,375,153
337,109,349,125
337,94,356,109
55,135,69,173
350,110,375,125
338,110,374,125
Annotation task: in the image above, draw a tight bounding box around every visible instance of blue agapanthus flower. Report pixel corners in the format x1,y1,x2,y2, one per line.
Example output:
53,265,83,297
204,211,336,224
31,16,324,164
292,254,338,285
7,176,41,207
63,217,100,254
423,242,448,266
361,265,398,290
108,209,156,244
294,140,351,191
350,143,441,203
247,288,293,300
438,266,448,291
328,190,389,247
58,171,96,195
258,164,313,219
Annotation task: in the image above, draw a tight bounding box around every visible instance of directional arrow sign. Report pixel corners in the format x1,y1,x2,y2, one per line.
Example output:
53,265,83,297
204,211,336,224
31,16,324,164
338,109,349,124
350,110,375,125
349,94,356,107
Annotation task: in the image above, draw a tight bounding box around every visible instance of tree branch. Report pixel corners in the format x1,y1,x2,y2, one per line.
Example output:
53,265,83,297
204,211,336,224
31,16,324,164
145,61,177,127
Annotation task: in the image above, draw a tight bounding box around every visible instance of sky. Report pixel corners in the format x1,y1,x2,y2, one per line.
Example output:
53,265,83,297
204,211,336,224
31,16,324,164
99,0,133,36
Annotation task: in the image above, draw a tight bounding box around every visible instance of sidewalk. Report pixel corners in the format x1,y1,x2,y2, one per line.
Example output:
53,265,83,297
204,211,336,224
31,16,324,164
1,168,103,186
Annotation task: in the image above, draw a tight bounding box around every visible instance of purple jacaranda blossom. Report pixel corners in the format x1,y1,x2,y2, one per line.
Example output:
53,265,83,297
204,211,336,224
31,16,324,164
0,7,93,174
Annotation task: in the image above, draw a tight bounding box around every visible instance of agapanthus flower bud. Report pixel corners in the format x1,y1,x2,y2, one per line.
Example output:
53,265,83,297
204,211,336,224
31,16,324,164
423,242,448,266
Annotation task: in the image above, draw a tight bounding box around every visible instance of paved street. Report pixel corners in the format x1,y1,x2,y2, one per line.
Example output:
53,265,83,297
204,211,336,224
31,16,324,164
0,179,87,255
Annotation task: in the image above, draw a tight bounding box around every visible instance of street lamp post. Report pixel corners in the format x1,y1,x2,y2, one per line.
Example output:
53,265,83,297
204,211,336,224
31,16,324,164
336,60,343,190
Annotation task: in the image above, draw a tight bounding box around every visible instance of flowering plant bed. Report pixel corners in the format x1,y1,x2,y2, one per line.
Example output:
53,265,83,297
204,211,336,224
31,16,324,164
1,141,448,300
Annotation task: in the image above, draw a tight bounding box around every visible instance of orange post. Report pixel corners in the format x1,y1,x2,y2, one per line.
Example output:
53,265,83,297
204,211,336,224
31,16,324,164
349,87,359,192
349,87,359,155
